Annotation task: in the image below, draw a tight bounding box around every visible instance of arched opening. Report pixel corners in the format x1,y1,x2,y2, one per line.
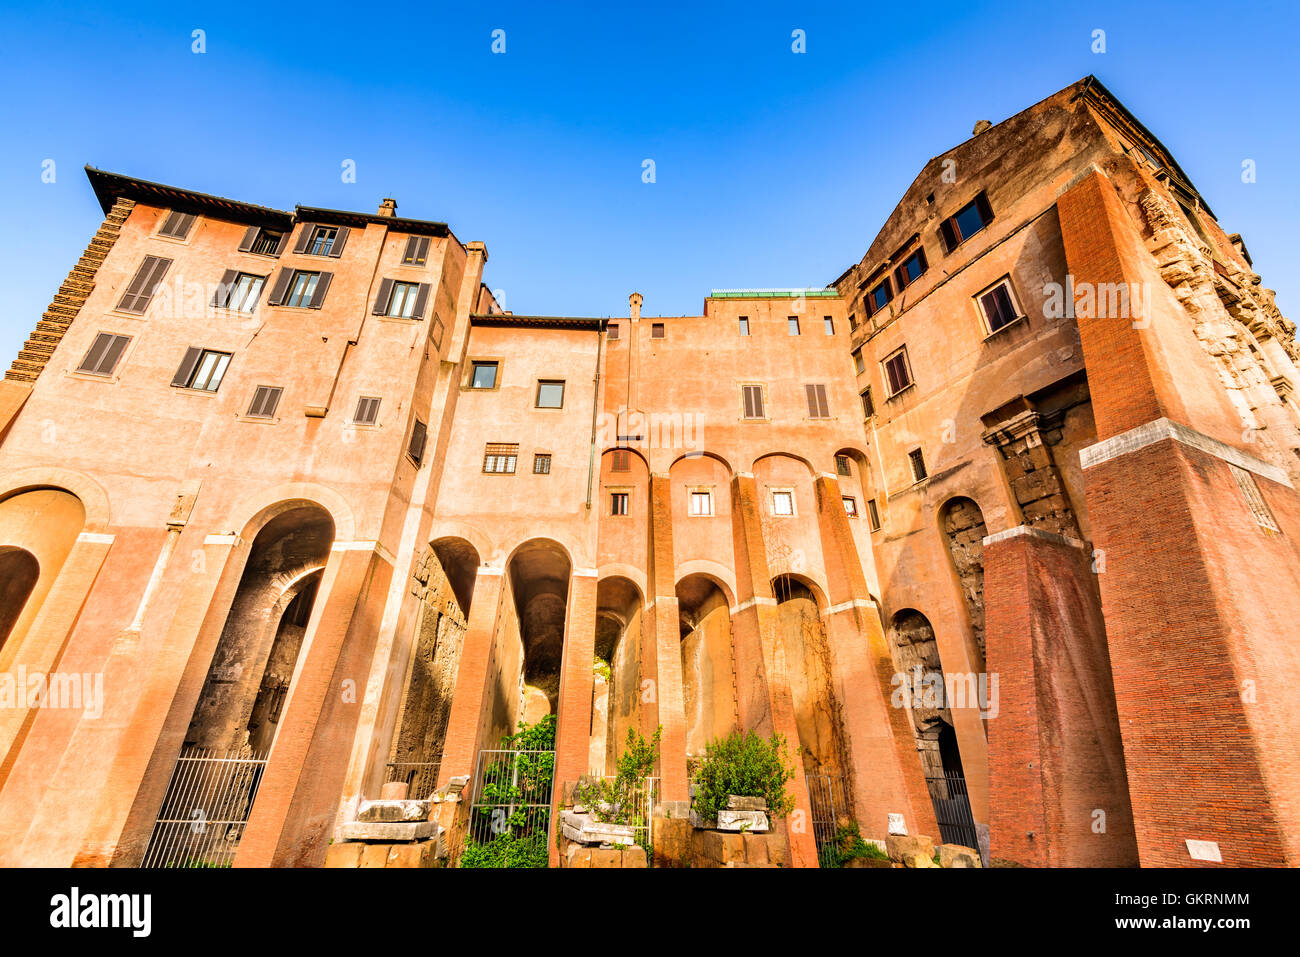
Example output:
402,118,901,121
771,574,846,779
676,573,738,765
384,537,479,797
594,576,643,774
143,503,334,867
939,497,988,671
507,539,572,727
0,488,86,661
0,547,39,649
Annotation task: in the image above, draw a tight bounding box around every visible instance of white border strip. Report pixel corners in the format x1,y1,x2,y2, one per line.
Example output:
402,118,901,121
1080,416,1292,488
983,525,1086,550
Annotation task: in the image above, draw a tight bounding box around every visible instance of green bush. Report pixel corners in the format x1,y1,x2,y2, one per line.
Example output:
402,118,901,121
574,726,661,838
460,831,549,869
691,730,796,825
820,821,890,867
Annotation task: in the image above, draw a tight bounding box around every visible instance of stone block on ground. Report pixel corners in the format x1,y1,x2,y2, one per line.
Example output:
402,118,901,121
357,799,432,823
903,851,940,868
726,795,767,811
886,833,935,863
937,843,982,868
717,809,769,832
341,819,438,842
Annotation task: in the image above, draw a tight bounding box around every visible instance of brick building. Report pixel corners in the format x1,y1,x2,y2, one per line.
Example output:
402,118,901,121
0,76,1296,868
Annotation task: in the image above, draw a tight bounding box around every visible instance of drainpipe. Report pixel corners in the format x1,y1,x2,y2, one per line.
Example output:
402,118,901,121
586,320,606,509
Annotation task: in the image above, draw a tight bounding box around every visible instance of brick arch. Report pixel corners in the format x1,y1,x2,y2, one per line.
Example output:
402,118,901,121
224,482,355,542
0,466,111,531
672,559,737,607
427,521,494,572
668,450,733,474
750,450,818,477
596,563,648,603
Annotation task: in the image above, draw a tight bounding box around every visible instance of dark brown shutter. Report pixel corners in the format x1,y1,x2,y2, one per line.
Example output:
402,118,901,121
402,236,418,264
408,419,428,464
293,225,313,254
752,386,763,418
267,268,293,305
118,255,172,312
410,283,430,319
372,279,394,315
77,334,111,374
171,347,202,388
805,384,829,417
248,385,283,418
816,384,829,417
415,236,430,264
212,269,239,308
238,226,260,252
355,396,381,424
328,226,350,258
915,246,928,273
893,266,905,290
975,191,994,227
160,211,196,239
99,334,130,374
309,272,333,309
78,333,129,375
939,218,958,252
804,384,818,417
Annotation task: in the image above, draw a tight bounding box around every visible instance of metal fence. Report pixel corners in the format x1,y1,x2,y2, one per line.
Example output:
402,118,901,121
807,771,852,868
383,760,441,800
925,770,979,850
457,748,556,867
141,746,269,868
590,774,656,855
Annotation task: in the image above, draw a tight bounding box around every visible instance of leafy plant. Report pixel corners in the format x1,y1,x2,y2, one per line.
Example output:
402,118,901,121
460,831,549,869
575,726,661,832
690,730,796,825
819,821,890,868
464,715,557,867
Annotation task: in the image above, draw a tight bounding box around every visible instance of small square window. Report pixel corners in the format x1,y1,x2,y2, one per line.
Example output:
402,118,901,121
689,490,712,516
611,491,629,515
771,490,794,516
354,395,381,425
611,449,631,472
484,442,519,473
651,323,665,339
738,316,750,337
470,361,499,389
835,454,851,476
867,498,881,531
536,380,565,408
978,280,1021,334
842,496,858,517
787,317,800,336
607,323,620,340
908,448,928,482
534,453,552,474
824,316,835,335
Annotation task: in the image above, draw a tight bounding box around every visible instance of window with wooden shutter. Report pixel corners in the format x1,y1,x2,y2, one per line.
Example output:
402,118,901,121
908,448,928,482
607,323,620,340
77,333,131,376
213,271,266,312
893,247,928,289
300,225,350,257
158,210,197,240
651,323,665,339
867,498,881,531
354,395,381,425
742,384,765,419
611,449,630,472
401,235,431,266
239,226,285,257
860,387,875,418
978,280,1020,334
805,383,830,418
408,418,429,465
246,385,283,418
172,348,231,392
483,442,519,474
883,348,913,396
117,256,172,313
610,492,629,515
940,192,993,251
864,277,892,319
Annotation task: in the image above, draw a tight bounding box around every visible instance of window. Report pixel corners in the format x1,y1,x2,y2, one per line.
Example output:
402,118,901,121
158,210,196,240
534,453,552,474
853,349,865,375
308,226,338,256
978,280,1021,334
77,333,130,376
824,316,835,335
939,192,994,252
860,387,875,418
842,496,858,517
651,323,665,339
771,490,794,516
483,442,518,473
883,347,913,396
408,418,428,465
893,248,928,290
738,316,750,337
804,383,830,418
172,347,231,392
611,449,631,472
269,269,332,308
382,280,425,318
607,323,620,340
354,395,381,425
536,380,565,408
117,255,172,313
689,490,713,516
239,226,285,257
741,384,765,419
835,454,851,476
285,271,320,307
292,223,350,258
864,277,892,319
213,271,266,312
246,385,283,418
848,313,858,332
867,498,881,531
908,448,928,482
401,235,431,266
610,491,629,515
470,361,499,389
788,317,800,336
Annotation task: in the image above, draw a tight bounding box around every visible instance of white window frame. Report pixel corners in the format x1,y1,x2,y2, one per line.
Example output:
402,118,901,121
770,488,795,517
974,276,1026,337
688,488,713,517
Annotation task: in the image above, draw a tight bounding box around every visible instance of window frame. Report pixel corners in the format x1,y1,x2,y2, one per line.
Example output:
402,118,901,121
157,210,197,242
842,495,858,518
940,192,994,252
908,447,928,483
76,332,132,378
610,490,630,516
245,384,284,420
823,316,835,336
882,346,914,398
893,246,929,291
467,359,501,391
867,498,881,531
533,453,552,475
535,379,566,409
174,348,232,393
860,386,876,418
770,488,796,517
483,442,519,474
651,322,665,339
738,316,750,337
282,270,322,308
835,454,852,477
740,383,767,421
354,395,382,426
688,488,714,517
787,316,801,336
975,276,1025,337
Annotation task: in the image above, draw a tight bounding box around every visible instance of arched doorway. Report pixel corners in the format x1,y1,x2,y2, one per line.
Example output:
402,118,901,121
0,547,39,649
772,575,846,778
0,488,86,660
676,574,738,764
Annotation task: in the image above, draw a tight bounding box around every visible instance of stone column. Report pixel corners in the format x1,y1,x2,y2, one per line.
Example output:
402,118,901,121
647,473,689,802
549,570,597,866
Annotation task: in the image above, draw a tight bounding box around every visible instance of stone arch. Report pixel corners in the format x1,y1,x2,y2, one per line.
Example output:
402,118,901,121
506,538,573,720
676,573,738,761
0,467,110,531
223,482,355,542
672,560,737,607
771,573,846,778
751,450,818,477
0,487,86,661
594,562,648,601
938,496,988,670
669,450,733,474
594,575,645,774
887,608,963,779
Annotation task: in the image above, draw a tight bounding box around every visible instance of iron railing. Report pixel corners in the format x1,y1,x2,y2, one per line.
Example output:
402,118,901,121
383,760,441,800
457,749,556,867
141,746,269,868
807,772,852,868
587,775,656,856
925,770,980,851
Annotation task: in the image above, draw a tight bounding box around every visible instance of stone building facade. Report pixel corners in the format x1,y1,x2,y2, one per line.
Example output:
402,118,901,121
0,76,1297,867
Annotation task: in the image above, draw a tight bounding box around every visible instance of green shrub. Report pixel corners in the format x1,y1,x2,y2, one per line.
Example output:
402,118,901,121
460,831,549,869
574,726,661,840
820,821,889,867
691,730,796,825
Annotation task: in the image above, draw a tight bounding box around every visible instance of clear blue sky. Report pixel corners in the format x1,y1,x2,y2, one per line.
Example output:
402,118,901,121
1,1,1296,362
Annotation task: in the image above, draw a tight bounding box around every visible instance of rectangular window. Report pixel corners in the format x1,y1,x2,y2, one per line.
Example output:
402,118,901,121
867,498,881,531
738,316,750,336
536,380,565,408
534,453,552,474
408,418,428,465
787,317,800,336
893,247,928,290
940,192,994,251
213,271,266,313
804,383,830,418
158,210,197,240
651,323,665,339
293,223,350,258
172,347,231,392
883,348,913,396
77,333,130,377
308,226,338,256
246,385,283,418
401,235,431,266
771,490,794,516
835,454,851,476
386,281,422,318
842,496,858,518
607,323,620,340
978,280,1020,334
483,442,519,473
865,277,892,319
741,384,765,420
611,449,631,472
470,361,499,389
689,490,713,516
354,395,381,425
848,313,858,332
117,255,172,313
909,448,928,482
860,387,875,418
271,269,329,308
853,349,865,375
239,227,284,257
610,491,629,515
824,316,835,335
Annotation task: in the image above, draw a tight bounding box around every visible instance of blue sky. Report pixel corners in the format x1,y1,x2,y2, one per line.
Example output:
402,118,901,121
1,1,1296,362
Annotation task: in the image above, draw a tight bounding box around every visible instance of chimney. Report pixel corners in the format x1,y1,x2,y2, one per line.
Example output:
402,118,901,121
377,198,398,218
972,120,992,136
629,292,643,321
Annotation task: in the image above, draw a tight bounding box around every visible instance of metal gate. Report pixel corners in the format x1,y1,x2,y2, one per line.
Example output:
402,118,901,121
925,770,979,850
807,772,851,868
141,746,269,867
383,760,441,800
457,748,555,867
